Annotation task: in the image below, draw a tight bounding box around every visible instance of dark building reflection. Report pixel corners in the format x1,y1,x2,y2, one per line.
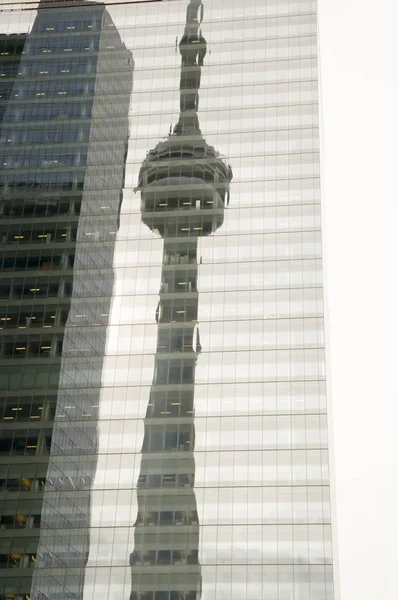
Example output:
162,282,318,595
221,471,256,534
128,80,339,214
0,34,26,124
130,2,232,599
0,1,133,598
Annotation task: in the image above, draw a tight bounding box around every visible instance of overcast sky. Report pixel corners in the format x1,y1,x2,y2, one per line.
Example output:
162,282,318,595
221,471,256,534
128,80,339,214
319,1,398,599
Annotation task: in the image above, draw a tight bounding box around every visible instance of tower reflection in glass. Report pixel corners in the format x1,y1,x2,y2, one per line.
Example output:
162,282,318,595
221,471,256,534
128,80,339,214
130,2,232,599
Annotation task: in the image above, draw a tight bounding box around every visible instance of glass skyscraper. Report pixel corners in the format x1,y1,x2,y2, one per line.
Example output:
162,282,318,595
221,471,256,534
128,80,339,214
0,1,335,599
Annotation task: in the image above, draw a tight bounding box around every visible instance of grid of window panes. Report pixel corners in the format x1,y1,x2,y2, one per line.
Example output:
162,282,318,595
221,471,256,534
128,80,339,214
0,1,334,599
0,1,132,598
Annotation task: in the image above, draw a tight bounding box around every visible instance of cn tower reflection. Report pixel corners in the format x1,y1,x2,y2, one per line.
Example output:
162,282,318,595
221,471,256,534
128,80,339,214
130,2,232,599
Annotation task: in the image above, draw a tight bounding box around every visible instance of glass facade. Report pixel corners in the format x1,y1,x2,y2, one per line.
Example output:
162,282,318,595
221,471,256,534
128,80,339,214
0,1,334,599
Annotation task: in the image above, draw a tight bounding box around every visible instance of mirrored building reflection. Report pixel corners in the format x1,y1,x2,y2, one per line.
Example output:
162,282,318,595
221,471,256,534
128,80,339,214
0,1,335,599
0,0,132,598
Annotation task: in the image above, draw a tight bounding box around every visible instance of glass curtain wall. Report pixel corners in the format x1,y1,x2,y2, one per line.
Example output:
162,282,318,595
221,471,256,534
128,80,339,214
0,1,334,600
0,1,132,598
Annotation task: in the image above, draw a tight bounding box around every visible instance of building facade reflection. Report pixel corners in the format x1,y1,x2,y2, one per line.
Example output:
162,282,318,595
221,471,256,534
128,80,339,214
0,1,132,598
0,0,336,599
130,2,232,599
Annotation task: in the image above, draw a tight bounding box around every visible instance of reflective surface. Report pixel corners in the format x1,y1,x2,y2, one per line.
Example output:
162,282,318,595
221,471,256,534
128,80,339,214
0,1,334,599
130,3,232,598
0,0,132,597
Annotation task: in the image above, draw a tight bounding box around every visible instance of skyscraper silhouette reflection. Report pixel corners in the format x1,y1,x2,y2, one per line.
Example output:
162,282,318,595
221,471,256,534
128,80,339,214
0,1,132,597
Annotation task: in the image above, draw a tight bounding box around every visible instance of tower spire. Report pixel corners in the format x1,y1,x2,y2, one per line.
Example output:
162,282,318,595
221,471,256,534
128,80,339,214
174,0,206,136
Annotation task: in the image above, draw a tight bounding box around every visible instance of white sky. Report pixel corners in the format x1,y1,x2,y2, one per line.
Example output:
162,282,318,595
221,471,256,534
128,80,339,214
319,1,398,599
